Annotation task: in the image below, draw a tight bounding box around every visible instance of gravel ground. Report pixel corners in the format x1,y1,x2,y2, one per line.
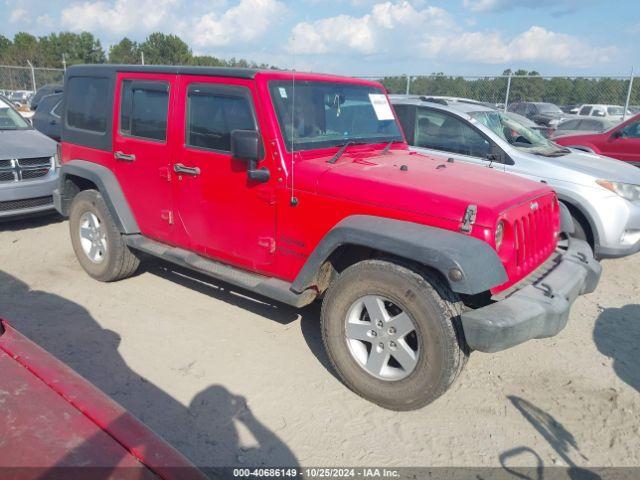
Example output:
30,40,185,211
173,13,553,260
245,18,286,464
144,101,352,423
0,214,638,471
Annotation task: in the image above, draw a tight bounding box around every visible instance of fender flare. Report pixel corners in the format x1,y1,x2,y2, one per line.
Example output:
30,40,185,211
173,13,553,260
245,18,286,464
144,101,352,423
58,160,140,234
291,215,508,296
557,196,600,248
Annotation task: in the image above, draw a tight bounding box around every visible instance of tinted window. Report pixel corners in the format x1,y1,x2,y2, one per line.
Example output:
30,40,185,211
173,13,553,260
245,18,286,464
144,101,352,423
621,121,640,138
580,119,600,130
120,80,169,141
558,119,580,130
52,99,62,118
66,77,108,133
415,108,491,157
579,106,592,116
186,87,255,152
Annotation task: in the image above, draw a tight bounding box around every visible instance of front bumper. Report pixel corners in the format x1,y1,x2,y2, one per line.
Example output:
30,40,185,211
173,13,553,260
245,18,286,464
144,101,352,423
461,238,601,353
0,175,58,219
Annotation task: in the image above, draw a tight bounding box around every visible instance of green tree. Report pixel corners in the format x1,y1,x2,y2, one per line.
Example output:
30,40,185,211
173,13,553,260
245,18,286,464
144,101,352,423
139,33,191,65
109,37,140,64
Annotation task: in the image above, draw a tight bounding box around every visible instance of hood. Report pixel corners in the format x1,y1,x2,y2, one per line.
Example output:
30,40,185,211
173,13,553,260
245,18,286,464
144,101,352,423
544,149,640,184
304,148,551,228
0,129,57,160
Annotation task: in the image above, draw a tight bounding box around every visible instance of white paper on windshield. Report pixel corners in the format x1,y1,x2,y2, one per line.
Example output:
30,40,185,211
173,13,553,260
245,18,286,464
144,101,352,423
368,94,395,121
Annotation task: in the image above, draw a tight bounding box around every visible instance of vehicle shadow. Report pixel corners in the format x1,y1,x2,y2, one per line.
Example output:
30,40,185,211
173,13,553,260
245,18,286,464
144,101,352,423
0,212,63,232
593,304,640,392
504,396,599,479
144,262,301,326
0,270,299,470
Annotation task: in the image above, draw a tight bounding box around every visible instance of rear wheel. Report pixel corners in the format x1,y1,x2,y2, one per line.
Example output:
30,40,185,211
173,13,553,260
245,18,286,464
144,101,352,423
69,190,140,282
321,259,468,411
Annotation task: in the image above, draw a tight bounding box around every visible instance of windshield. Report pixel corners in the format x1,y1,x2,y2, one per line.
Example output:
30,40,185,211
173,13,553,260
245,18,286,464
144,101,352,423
537,103,563,114
0,98,30,130
269,80,403,151
471,110,568,156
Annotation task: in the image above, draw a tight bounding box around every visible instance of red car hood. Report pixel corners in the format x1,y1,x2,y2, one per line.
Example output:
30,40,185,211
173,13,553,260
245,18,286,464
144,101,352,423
299,147,552,228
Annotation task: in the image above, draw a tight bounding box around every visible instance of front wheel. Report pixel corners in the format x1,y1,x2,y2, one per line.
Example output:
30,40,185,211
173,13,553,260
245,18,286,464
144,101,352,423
321,259,468,411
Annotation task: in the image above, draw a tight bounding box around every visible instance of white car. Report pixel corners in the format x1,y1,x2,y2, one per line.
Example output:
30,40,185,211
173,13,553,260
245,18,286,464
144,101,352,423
576,104,632,121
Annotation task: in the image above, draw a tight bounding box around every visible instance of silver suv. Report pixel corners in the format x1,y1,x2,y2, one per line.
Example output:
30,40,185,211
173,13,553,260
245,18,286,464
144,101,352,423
0,96,58,219
391,96,640,259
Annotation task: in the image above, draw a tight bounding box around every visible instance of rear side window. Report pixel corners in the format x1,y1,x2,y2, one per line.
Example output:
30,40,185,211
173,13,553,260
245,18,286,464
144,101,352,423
559,119,580,130
186,85,255,152
66,77,109,133
120,80,169,142
52,99,62,118
579,106,592,116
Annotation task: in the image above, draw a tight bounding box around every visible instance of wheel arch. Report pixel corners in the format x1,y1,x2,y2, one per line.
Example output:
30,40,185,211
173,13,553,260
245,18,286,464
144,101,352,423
291,215,507,296
57,160,139,234
558,196,598,249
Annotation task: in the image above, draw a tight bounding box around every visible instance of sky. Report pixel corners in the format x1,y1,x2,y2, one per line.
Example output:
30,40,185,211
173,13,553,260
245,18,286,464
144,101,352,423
2,0,639,76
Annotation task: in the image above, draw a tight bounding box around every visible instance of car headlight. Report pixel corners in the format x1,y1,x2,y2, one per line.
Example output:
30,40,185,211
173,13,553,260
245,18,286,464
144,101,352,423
495,220,504,250
596,180,640,202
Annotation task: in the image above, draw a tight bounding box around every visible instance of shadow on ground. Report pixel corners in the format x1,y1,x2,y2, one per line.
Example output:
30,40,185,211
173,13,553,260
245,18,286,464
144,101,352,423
0,212,63,232
593,304,640,392
501,396,600,479
0,270,299,470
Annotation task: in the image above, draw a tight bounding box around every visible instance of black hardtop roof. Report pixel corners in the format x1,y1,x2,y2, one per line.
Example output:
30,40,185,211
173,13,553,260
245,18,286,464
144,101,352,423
66,64,263,79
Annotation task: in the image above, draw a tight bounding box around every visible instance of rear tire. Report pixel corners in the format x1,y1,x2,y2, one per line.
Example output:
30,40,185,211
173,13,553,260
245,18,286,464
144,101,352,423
321,259,468,411
69,190,140,282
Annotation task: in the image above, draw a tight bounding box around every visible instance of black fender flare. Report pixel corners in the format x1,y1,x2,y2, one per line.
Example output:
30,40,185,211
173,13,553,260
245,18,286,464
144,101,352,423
58,160,140,234
291,215,507,296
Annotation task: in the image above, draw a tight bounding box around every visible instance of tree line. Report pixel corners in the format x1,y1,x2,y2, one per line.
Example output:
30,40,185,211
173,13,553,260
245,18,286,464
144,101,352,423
381,70,639,107
0,31,271,69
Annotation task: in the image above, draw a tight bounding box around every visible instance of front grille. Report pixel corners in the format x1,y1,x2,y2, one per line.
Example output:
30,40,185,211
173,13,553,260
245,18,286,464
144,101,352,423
513,197,557,275
0,196,53,212
0,157,52,183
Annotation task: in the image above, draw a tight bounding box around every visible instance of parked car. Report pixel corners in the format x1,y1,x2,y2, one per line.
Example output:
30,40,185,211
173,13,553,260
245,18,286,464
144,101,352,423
552,117,619,139
576,104,631,121
505,111,555,138
8,89,33,107
508,101,566,127
0,95,58,219
30,83,63,111
32,92,63,141
54,65,601,411
554,113,640,167
0,319,204,479
391,96,640,259
561,104,581,115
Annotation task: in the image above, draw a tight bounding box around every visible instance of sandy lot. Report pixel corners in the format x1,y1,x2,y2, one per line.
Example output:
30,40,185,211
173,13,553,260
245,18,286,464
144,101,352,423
0,214,638,471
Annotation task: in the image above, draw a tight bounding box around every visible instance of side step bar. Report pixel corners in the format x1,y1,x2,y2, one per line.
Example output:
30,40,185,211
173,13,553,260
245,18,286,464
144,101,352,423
124,235,317,308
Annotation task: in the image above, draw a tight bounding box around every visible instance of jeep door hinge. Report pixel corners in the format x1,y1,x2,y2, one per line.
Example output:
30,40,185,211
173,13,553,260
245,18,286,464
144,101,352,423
161,210,174,225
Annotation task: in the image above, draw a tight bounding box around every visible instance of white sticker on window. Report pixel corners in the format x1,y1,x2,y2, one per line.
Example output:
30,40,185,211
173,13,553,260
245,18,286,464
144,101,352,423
368,94,395,121
279,87,288,98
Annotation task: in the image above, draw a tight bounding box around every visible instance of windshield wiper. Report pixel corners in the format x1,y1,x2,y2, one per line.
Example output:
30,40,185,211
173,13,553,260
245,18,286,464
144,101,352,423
327,141,354,164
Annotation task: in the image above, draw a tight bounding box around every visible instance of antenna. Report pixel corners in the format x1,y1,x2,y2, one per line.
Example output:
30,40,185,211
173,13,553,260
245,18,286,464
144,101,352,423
289,40,298,207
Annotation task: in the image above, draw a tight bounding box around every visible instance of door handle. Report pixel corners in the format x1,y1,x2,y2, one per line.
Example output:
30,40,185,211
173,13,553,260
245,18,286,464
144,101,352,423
115,151,136,162
173,163,201,176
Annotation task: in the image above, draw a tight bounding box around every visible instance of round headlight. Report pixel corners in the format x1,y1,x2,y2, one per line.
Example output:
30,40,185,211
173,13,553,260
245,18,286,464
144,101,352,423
495,221,504,251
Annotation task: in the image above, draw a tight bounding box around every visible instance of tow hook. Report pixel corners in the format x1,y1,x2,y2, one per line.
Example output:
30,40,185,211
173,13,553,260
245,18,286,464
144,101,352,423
540,282,555,298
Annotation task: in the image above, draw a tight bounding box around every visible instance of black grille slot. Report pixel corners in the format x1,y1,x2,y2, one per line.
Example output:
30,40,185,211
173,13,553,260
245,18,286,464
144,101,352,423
0,159,11,168
0,196,53,212
18,157,51,167
21,168,50,180
0,171,15,182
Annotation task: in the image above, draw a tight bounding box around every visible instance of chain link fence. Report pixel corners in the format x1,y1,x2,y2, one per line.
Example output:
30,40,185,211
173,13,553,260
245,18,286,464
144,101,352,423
358,74,639,114
0,65,65,94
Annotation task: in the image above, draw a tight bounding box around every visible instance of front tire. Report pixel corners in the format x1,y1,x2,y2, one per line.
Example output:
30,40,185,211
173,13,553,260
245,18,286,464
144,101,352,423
69,190,140,282
321,259,468,411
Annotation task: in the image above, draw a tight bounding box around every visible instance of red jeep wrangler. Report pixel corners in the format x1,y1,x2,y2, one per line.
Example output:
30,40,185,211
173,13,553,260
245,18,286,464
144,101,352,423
54,65,601,410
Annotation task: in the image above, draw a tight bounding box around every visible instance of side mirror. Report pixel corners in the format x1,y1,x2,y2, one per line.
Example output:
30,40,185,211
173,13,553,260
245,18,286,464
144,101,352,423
611,130,624,139
230,130,269,183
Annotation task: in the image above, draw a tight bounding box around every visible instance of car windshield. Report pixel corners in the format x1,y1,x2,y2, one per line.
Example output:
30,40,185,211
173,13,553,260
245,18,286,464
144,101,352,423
0,98,30,130
537,103,563,114
471,110,568,157
269,80,403,151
